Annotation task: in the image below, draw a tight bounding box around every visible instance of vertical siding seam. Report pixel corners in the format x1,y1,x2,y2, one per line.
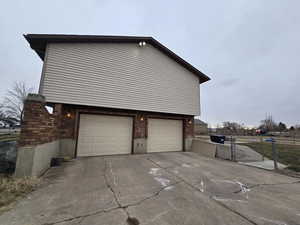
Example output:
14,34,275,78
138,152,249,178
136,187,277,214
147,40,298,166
38,43,50,95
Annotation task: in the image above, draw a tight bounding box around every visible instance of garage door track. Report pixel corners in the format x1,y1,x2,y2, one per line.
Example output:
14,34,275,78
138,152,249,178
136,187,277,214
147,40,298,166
1,152,300,225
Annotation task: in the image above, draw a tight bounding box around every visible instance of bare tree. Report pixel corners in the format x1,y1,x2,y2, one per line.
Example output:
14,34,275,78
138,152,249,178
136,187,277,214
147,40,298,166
223,121,242,131
259,114,277,132
278,122,287,132
2,81,34,122
222,121,243,134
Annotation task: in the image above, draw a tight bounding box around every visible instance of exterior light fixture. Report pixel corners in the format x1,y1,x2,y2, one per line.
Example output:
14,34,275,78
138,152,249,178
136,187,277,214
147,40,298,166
140,116,144,121
188,119,192,124
66,112,71,118
138,41,146,47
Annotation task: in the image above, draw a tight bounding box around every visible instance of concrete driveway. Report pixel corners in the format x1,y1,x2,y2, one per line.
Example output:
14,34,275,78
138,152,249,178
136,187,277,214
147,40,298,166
1,152,300,225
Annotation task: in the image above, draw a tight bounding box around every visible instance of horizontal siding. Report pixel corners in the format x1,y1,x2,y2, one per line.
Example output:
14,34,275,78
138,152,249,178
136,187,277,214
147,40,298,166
41,43,200,115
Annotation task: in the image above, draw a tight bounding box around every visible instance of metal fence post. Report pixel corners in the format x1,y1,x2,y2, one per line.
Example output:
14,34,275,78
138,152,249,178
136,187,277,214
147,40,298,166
230,136,236,161
272,139,278,170
230,136,233,161
260,136,264,161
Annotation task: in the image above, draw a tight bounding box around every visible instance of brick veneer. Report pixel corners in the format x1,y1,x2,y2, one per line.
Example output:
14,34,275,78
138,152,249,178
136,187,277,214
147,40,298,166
134,113,147,138
62,104,194,144
60,106,76,139
184,117,194,137
19,100,194,151
18,99,60,147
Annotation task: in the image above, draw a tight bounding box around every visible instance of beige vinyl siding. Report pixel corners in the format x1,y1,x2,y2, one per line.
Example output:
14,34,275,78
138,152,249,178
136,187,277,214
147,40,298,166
41,43,200,115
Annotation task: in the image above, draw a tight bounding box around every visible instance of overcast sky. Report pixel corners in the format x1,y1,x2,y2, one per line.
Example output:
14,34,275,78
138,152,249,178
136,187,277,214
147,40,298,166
1,0,299,127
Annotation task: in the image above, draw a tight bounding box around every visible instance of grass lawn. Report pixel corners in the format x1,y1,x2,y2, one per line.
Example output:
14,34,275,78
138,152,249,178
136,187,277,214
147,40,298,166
243,142,300,172
0,175,40,214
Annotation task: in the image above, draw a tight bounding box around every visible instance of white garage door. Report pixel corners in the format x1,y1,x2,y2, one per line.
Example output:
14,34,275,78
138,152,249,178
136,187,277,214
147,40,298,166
147,118,183,153
77,114,133,156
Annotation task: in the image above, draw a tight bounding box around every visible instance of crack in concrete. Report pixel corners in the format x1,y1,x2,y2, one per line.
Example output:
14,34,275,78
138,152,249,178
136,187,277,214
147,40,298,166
124,180,182,209
102,158,182,225
248,180,300,188
147,157,300,225
42,158,127,225
42,206,120,225
103,158,123,208
146,157,259,225
43,157,300,225
147,157,205,192
103,157,130,221
209,197,259,225
234,180,300,194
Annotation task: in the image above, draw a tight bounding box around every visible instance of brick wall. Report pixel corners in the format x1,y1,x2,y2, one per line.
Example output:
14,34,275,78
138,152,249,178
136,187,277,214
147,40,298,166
134,113,147,138
19,99,194,150
60,106,76,139
184,117,194,138
62,104,194,141
18,96,60,147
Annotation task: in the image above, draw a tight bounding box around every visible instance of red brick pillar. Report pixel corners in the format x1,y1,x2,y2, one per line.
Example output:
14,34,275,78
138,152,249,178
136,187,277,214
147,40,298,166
18,94,59,147
134,114,147,139
15,94,61,177
133,113,147,154
183,117,194,151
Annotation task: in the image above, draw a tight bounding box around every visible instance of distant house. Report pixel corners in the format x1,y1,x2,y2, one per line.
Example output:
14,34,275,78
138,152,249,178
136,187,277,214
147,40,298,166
194,119,208,135
16,34,210,177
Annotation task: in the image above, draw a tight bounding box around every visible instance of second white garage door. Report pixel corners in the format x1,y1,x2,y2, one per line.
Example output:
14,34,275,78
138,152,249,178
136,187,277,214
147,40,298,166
77,114,133,156
147,118,183,153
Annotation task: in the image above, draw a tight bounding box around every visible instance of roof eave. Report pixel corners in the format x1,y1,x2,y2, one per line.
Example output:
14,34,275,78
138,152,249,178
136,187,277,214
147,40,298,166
24,34,210,83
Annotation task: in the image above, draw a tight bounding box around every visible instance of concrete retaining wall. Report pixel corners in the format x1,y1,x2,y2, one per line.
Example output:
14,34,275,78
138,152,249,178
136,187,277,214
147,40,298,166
32,141,60,176
59,138,76,158
133,138,147,154
15,140,59,177
191,139,234,161
191,139,217,158
215,144,232,160
185,137,193,152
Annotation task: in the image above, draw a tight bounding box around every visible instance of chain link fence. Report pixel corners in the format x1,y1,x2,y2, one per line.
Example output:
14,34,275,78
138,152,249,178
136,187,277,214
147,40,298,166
211,134,300,172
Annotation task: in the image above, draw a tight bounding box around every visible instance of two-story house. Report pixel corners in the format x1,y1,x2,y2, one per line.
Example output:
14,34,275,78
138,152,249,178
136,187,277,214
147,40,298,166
15,34,210,177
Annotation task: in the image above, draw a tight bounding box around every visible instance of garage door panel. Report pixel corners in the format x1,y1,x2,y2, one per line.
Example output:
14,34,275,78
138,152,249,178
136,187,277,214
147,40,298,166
147,119,183,153
77,114,132,156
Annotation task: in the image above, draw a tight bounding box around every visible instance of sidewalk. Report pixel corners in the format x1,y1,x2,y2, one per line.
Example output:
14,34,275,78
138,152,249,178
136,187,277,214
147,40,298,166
239,160,287,170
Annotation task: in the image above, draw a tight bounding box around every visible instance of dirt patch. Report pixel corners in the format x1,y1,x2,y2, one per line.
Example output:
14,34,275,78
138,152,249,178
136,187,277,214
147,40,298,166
0,175,40,213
